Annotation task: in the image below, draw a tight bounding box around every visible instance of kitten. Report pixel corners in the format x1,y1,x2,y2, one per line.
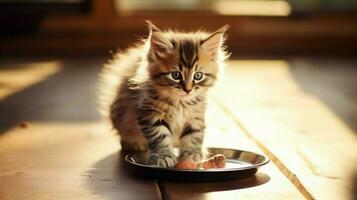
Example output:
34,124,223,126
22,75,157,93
98,21,229,167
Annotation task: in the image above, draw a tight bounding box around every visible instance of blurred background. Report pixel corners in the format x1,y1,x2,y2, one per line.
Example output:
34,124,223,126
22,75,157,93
0,0,357,55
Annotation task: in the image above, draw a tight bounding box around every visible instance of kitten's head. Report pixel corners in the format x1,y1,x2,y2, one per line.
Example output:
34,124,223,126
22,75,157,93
145,21,229,100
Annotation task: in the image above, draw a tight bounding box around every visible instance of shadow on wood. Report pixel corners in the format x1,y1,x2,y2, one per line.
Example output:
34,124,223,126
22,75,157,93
289,57,357,133
0,57,105,134
84,151,160,200
84,150,270,200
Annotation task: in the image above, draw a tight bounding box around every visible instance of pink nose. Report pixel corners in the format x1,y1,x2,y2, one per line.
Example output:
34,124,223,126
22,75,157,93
183,88,192,94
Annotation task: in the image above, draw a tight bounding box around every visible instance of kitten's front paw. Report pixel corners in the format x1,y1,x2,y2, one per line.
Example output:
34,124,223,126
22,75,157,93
179,151,203,162
148,153,177,168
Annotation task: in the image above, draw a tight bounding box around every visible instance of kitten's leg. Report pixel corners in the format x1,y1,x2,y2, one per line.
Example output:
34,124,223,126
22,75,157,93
179,124,205,163
119,129,148,152
111,103,148,152
137,110,176,167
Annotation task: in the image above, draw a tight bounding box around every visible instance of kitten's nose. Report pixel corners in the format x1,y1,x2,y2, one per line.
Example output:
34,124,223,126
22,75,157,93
183,82,193,94
183,88,192,94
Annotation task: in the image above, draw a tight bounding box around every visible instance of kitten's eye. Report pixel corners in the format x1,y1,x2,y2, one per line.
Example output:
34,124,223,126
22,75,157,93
193,72,204,81
170,71,182,81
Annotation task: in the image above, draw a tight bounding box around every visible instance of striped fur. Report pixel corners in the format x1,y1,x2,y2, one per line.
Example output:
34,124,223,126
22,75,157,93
97,21,229,167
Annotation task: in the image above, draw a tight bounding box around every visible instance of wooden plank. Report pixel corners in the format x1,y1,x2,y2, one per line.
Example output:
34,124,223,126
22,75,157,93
0,60,160,200
212,60,357,200
0,122,160,200
162,100,306,200
0,60,61,100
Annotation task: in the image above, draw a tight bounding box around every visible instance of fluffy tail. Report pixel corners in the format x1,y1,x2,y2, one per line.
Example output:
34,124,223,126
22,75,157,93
96,47,144,117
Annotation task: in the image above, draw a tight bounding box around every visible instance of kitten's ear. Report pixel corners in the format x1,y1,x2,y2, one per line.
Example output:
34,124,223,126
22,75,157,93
146,20,173,59
146,20,161,32
201,25,229,60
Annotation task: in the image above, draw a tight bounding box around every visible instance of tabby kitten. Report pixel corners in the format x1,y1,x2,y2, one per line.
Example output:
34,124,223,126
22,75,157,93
98,21,229,167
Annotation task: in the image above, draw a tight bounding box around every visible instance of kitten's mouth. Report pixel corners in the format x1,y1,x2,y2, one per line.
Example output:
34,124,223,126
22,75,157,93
179,91,193,97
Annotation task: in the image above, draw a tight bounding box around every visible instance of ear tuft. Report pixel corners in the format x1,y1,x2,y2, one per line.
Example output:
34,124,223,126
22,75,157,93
146,20,161,32
216,24,230,34
146,21,173,59
201,25,229,60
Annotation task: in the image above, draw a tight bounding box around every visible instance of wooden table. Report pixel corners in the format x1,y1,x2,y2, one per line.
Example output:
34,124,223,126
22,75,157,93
0,57,356,200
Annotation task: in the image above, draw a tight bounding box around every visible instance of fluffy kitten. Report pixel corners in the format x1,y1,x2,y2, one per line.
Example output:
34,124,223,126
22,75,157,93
98,21,229,167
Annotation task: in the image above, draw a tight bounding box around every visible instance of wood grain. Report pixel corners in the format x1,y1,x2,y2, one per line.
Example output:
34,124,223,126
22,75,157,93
1,57,356,200
0,122,160,200
212,60,357,200
0,60,160,200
